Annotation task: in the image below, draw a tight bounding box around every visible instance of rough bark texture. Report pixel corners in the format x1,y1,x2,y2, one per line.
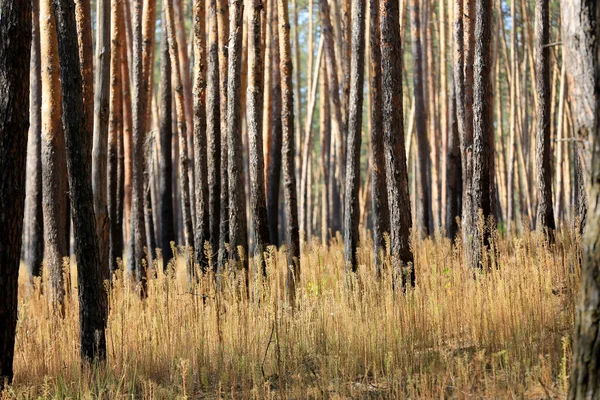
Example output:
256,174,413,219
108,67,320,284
225,0,248,276
130,0,149,292
534,0,555,238
207,0,222,269
409,0,432,236
218,0,230,268
92,0,112,282
193,0,210,271
53,0,108,363
0,0,31,384
165,0,195,279
277,0,301,304
108,0,124,275
446,82,462,240
41,0,69,314
73,0,94,156
470,0,494,268
369,0,390,276
247,0,271,276
267,0,283,247
566,1,600,398
343,0,366,272
24,0,44,279
380,0,414,287
159,21,175,268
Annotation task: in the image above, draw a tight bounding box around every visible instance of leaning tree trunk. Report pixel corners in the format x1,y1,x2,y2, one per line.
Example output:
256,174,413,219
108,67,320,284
207,0,222,269
565,0,600,398
343,0,366,272
369,0,390,277
277,0,301,305
0,0,31,384
53,0,108,364
193,0,210,271
24,0,44,279
92,0,112,282
380,0,414,287
41,0,70,315
247,0,271,276
534,0,555,239
470,0,494,269
226,0,249,281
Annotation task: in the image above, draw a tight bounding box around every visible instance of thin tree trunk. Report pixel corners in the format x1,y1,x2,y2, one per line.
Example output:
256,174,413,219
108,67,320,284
320,61,331,245
277,0,300,304
53,0,108,363
247,0,271,276
470,0,494,268
446,78,462,239
0,0,31,384
24,0,44,279
218,0,230,268
380,0,414,287
120,14,133,246
343,0,366,272
369,0,390,276
41,0,69,314
193,0,210,271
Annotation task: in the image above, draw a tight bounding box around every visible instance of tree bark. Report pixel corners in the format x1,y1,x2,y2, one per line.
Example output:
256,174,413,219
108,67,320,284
24,0,44,279
53,0,108,363
470,0,494,268
41,0,69,314
409,0,432,236
566,1,600,396
446,78,462,240
218,0,230,268
247,0,271,276
277,0,301,305
343,0,366,272
73,0,94,156
534,0,555,239
193,0,210,271
380,0,414,287
0,0,31,384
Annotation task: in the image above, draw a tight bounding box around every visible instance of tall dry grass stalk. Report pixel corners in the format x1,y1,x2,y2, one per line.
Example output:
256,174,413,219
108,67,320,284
5,227,579,398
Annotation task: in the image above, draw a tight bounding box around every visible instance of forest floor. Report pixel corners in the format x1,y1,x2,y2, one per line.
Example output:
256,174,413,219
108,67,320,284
3,228,579,399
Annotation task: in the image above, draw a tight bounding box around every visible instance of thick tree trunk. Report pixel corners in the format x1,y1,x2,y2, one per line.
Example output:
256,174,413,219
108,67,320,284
277,0,300,305
207,0,222,269
165,0,195,279
343,0,366,272
92,0,111,282
534,0,555,238
0,0,31,384
267,0,283,247
193,0,210,271
380,0,414,287
53,0,108,363
74,0,94,155
470,0,494,268
369,0,390,277
24,0,44,279
247,0,271,276
409,0,432,236
40,0,69,314
566,1,600,397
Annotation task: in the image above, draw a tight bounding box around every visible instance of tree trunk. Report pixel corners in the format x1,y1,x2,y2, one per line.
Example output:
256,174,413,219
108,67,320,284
74,0,94,156
380,0,414,287
446,78,462,240
267,0,283,247
369,0,390,277
343,0,366,272
277,0,301,305
165,0,195,280
470,0,494,268
566,2,600,397
409,0,432,236
207,0,222,269
53,0,108,363
247,0,271,276
320,60,331,245
24,0,44,279
40,0,69,314
193,0,210,271
218,0,230,268
534,0,555,238
0,0,31,384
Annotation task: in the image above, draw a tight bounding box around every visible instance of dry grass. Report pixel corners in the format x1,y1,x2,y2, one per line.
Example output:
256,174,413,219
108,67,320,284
3,227,580,398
